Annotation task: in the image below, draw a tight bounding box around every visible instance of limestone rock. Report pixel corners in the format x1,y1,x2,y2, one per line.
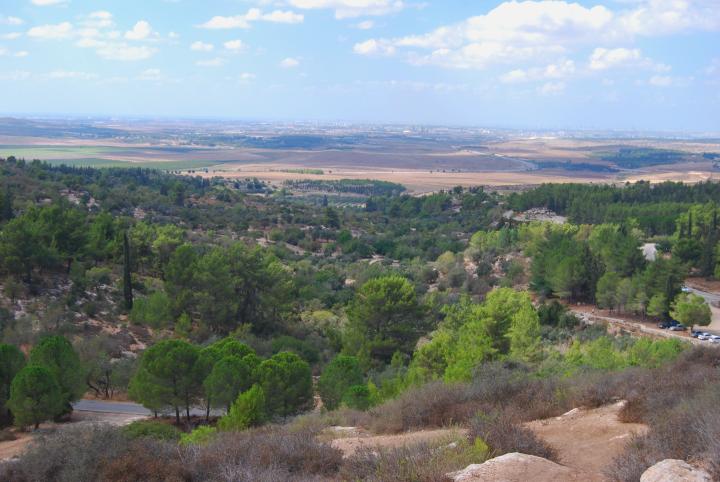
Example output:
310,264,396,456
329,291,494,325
446,452,580,482
640,459,711,482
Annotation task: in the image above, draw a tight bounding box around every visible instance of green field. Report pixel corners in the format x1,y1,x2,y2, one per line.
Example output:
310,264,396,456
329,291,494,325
0,145,232,170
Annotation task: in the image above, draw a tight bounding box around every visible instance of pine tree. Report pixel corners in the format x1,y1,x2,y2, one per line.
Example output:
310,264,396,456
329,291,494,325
123,231,133,310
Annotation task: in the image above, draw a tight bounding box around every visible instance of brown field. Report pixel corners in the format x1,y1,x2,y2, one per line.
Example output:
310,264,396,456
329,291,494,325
2,134,718,193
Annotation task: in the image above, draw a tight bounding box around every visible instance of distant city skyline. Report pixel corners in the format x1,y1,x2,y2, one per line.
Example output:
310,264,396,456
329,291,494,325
0,0,718,131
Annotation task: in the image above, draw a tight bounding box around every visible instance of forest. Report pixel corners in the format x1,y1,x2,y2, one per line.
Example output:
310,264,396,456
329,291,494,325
0,156,718,481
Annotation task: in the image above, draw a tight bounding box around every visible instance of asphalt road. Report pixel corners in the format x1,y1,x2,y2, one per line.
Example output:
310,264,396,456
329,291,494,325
73,399,151,415
73,399,223,417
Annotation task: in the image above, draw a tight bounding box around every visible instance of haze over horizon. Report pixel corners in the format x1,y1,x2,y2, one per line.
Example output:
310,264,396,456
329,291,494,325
1,0,718,131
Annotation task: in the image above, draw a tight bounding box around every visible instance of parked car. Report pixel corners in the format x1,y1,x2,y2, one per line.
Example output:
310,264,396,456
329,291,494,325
658,321,673,329
681,286,691,293
698,333,712,340
709,335,720,343
669,324,687,331
691,331,703,338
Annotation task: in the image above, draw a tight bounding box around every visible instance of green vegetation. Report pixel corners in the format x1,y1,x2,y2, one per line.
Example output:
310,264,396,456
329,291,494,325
1,153,719,479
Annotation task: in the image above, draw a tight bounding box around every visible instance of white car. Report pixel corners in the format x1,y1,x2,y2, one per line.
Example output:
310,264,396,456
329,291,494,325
698,333,712,340
709,335,720,344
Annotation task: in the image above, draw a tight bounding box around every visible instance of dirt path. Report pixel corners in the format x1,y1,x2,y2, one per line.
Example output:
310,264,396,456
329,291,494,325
329,427,466,457
526,401,647,481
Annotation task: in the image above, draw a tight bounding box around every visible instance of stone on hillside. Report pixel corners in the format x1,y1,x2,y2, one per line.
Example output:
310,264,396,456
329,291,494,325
446,452,580,482
640,459,711,482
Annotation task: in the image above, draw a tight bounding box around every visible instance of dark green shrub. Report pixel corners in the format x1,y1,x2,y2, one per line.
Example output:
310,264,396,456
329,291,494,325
122,420,181,441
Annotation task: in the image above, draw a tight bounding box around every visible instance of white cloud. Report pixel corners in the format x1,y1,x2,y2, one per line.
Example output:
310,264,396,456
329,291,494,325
239,72,255,80
646,75,692,87
353,38,395,56
14,51,29,57
500,60,576,83
288,0,404,19
138,68,162,81
354,0,720,71
199,8,303,29
191,41,214,52
1,33,22,40
125,20,152,40
280,57,300,68
96,44,157,61
0,16,24,26
31,0,67,6
224,39,246,51
356,20,375,30
27,22,73,39
48,70,99,80
196,57,225,67
589,47,641,70
85,11,114,29
538,81,566,95
262,10,305,23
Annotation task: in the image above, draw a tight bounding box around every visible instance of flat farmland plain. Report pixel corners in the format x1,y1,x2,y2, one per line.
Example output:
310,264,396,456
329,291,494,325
1,134,718,193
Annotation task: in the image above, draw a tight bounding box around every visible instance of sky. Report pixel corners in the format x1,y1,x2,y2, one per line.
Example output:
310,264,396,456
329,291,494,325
0,0,718,131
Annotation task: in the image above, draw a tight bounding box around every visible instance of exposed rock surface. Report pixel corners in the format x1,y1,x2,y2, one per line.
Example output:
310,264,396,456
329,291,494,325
640,459,711,482
446,452,581,482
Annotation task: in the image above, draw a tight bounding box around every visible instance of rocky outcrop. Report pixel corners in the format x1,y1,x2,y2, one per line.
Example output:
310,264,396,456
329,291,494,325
640,460,711,482
446,452,581,482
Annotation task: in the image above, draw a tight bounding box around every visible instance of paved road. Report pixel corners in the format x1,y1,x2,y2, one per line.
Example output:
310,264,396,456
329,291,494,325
73,399,151,415
73,399,222,417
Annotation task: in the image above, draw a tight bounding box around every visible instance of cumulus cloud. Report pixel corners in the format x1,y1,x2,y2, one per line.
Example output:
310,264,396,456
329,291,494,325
199,8,303,29
500,60,576,83
354,0,720,70
355,20,375,30
280,57,300,68
125,20,153,40
353,38,395,56
589,47,641,70
288,0,404,19
96,44,157,61
224,39,246,51
47,70,99,80
190,41,214,52
27,22,73,39
0,16,24,26
538,81,566,95
2,33,23,40
196,57,226,67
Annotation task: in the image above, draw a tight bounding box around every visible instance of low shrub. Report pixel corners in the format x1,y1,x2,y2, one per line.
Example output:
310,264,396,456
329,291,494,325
0,425,130,482
122,420,181,442
340,438,483,482
469,413,558,462
180,426,217,446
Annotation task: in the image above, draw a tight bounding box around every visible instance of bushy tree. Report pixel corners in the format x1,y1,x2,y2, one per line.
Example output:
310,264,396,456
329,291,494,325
8,366,64,429
0,344,25,423
257,352,313,418
345,275,426,366
28,336,85,414
318,355,363,410
341,385,372,410
129,339,199,423
217,384,265,431
204,356,254,412
507,304,542,363
670,293,711,332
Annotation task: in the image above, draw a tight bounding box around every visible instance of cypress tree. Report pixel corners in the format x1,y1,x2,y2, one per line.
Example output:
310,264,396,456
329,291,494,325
123,231,133,310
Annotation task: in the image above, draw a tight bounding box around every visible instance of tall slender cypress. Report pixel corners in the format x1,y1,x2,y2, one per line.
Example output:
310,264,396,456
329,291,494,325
123,231,133,310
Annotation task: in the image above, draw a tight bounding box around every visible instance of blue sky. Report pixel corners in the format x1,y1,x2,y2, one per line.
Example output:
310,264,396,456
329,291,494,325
0,0,718,131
